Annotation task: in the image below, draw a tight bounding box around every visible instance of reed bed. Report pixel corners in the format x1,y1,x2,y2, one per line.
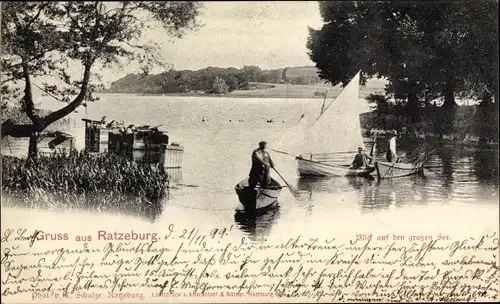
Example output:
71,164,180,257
2,151,169,218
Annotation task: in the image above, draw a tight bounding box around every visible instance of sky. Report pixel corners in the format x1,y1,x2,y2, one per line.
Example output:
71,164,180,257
102,1,324,84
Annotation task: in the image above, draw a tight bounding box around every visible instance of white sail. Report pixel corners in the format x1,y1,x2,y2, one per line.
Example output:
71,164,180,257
303,71,370,155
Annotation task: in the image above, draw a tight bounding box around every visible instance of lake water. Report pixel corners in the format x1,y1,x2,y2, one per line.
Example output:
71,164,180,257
2,94,499,242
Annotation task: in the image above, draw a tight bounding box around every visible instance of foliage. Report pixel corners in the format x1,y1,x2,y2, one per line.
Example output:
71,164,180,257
105,66,322,94
307,0,499,108
1,1,202,155
1,151,169,218
210,76,229,94
365,93,499,142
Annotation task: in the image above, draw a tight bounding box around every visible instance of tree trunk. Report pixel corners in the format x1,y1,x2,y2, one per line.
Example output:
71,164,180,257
28,132,38,158
494,87,499,105
442,87,457,109
480,91,493,106
28,121,44,158
406,91,420,123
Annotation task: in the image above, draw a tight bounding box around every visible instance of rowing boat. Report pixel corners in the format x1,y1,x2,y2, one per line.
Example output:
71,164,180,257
296,156,375,177
374,160,426,179
235,178,283,210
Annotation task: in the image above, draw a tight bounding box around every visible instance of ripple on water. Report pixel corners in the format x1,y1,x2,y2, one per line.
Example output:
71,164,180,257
1,96,498,240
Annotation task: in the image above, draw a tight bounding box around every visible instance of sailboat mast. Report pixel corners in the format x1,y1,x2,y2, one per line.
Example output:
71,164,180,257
320,89,328,115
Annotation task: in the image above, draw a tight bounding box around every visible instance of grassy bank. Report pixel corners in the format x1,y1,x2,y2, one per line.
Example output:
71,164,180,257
1,151,169,219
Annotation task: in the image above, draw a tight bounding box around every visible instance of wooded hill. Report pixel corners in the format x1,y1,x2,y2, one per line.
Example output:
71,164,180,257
103,66,323,94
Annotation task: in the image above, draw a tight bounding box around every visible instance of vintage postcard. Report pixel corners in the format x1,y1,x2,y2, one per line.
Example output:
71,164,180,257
1,1,499,303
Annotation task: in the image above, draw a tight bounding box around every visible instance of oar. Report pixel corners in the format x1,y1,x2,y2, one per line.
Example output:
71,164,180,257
271,148,355,156
380,162,396,180
272,167,299,196
270,149,298,158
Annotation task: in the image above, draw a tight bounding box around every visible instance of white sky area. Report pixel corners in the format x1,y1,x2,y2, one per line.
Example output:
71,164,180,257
100,1,324,85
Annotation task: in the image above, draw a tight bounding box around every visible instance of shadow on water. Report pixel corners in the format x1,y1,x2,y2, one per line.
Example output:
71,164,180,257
435,143,455,190
130,204,164,223
296,175,375,193
234,204,281,242
360,175,430,212
1,193,165,223
292,141,498,212
472,146,499,184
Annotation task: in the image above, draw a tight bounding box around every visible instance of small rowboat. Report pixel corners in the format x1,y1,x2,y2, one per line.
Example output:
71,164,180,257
297,157,375,177
374,160,425,179
235,178,283,210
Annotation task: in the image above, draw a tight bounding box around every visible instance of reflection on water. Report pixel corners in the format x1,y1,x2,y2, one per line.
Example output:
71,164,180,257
293,143,498,214
473,146,499,183
135,204,164,223
234,205,281,241
165,168,183,184
1,96,498,241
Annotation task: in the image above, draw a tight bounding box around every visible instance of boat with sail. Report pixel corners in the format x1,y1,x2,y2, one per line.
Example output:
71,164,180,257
234,178,283,210
296,71,375,177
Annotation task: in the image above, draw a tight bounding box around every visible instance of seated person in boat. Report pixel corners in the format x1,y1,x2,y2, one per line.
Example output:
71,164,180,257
248,141,275,189
349,147,373,169
386,130,398,162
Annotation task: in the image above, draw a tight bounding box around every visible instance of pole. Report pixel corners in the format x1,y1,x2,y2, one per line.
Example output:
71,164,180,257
320,89,328,115
271,167,295,195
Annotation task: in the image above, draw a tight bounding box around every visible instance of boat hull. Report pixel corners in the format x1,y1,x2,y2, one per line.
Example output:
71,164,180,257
235,178,282,210
375,161,425,179
297,158,375,177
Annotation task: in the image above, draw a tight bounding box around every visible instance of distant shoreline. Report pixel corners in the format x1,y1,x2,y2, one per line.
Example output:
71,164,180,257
96,91,328,99
98,80,386,99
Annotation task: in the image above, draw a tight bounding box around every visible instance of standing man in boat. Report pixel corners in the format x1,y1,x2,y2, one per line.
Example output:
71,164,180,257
249,141,275,188
386,130,398,162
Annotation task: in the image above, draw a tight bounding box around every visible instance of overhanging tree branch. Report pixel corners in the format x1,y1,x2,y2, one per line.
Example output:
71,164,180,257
26,2,50,28
21,60,37,123
2,1,202,154
42,60,94,127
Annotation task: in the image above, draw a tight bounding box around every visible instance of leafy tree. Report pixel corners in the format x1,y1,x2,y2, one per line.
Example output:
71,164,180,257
307,0,498,111
288,76,302,85
173,70,195,93
241,65,262,83
224,74,240,92
210,76,228,94
1,1,202,156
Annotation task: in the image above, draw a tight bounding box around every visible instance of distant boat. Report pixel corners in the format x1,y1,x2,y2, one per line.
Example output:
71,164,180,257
374,151,430,179
296,71,374,177
375,161,425,179
235,178,283,210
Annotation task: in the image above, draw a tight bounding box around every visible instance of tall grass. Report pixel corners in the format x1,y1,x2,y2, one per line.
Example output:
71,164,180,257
2,151,169,219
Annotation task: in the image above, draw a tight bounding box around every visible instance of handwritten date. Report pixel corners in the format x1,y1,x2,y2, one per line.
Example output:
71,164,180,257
1,227,498,302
